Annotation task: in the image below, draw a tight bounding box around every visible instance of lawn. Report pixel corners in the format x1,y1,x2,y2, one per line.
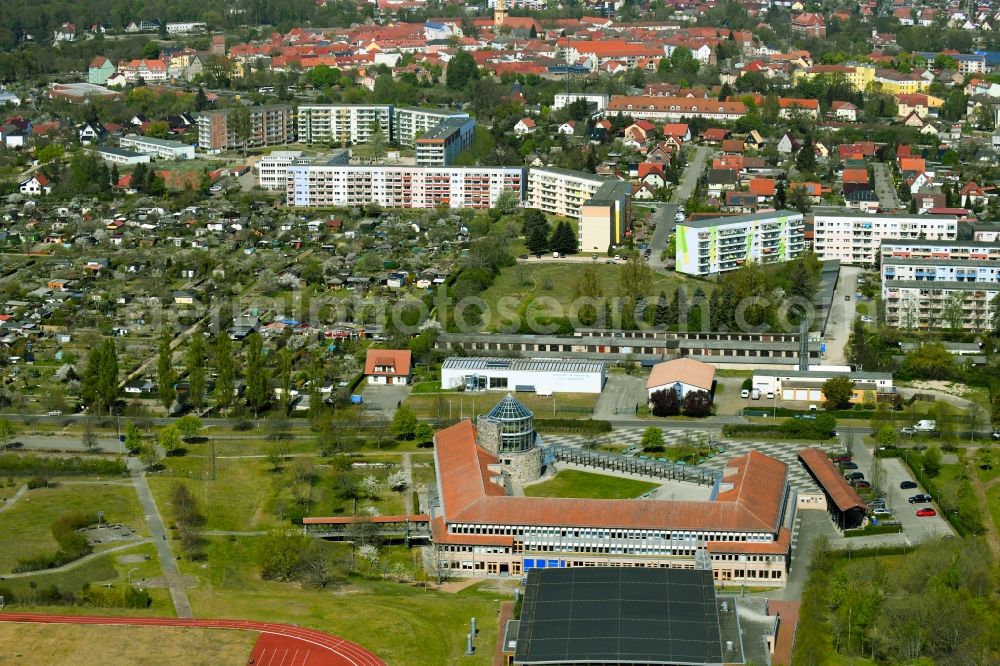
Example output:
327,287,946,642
524,470,659,499
179,537,505,666
477,262,705,332
0,481,146,574
0,624,256,665
404,391,599,421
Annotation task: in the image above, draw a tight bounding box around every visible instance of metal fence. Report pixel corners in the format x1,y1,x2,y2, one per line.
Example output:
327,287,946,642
545,444,719,485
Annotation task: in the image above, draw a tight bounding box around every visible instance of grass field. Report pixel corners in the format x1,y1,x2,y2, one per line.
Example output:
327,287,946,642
477,262,706,332
404,391,599,421
0,623,256,665
178,537,505,666
0,481,146,574
524,470,659,499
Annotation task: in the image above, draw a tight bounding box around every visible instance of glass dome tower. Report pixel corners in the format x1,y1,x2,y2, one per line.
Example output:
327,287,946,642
485,393,535,452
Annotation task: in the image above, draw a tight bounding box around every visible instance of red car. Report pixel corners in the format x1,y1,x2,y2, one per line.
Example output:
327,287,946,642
916,508,937,517
833,456,852,463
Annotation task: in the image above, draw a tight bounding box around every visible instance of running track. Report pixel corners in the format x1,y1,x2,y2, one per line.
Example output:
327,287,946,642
0,613,385,666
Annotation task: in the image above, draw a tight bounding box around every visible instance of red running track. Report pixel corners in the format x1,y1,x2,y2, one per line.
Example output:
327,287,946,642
0,613,386,666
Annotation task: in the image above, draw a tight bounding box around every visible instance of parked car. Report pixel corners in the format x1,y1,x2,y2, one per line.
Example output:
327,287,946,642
845,295,851,301
992,430,1000,440
841,462,859,470
860,315,873,323
833,456,853,463
851,480,871,488
916,508,937,517
900,427,915,436
900,480,918,489
873,508,892,516
740,389,750,399
846,472,865,481
908,493,932,504
766,391,775,400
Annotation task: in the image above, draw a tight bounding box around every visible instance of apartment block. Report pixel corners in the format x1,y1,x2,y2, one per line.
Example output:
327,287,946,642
881,240,1000,331
286,163,524,209
675,210,806,276
527,167,632,250
197,105,294,152
604,95,747,122
811,212,957,265
296,104,392,146
392,107,470,148
415,116,476,166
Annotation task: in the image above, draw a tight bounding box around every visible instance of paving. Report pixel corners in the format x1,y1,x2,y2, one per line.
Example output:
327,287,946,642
822,264,861,365
593,374,648,419
872,162,900,210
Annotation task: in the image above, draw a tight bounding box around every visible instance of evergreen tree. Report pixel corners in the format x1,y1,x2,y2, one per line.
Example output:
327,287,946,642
245,333,268,417
81,339,118,414
653,291,669,327
550,221,577,254
775,180,787,209
673,287,689,328
187,332,206,409
795,136,816,172
214,333,235,415
308,351,324,423
195,85,209,111
157,331,176,411
526,220,551,254
275,348,292,416
131,162,148,193
110,163,120,188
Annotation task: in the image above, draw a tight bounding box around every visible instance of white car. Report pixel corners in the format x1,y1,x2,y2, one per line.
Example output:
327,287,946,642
860,315,873,323
740,389,750,399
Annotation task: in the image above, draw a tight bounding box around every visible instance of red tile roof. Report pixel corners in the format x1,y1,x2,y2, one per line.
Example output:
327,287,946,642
798,448,866,512
749,178,776,197
434,421,788,534
364,349,412,377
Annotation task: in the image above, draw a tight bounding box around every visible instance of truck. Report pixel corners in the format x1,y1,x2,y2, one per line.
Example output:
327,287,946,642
914,419,937,432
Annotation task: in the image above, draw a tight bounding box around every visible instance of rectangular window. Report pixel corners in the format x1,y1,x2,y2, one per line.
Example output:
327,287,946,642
489,376,508,389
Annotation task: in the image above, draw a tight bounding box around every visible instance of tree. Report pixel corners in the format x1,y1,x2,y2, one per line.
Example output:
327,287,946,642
275,348,292,416
641,427,665,452
494,188,519,216
525,219,550,254
822,376,854,409
901,342,956,380
214,333,235,415
195,85,208,111
650,389,680,417
266,442,287,471
682,390,713,417
775,180,787,209
940,293,965,330
81,339,118,414
922,446,942,477
876,424,897,449
0,417,14,449
392,405,418,440
159,425,182,456
124,422,143,455
550,221,577,254
414,422,435,445
975,447,996,470
795,136,816,172
446,50,479,90
157,332,175,412
228,105,253,156
176,415,202,441
245,333,268,417
187,333,206,409
787,184,812,213
140,444,162,470
256,531,312,581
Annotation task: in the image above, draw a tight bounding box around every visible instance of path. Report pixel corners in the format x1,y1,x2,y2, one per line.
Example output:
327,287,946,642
1,539,152,578
401,453,414,515
968,450,1000,556
822,265,860,365
673,145,712,203
0,614,386,666
0,484,27,515
128,459,193,618
872,162,900,210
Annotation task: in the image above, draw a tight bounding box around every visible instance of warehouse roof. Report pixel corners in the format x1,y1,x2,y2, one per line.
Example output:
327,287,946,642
441,356,605,374
798,448,866,513
514,568,725,666
647,358,716,391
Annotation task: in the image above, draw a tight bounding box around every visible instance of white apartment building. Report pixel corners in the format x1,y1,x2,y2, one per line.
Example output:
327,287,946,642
118,134,195,160
812,212,957,265
526,167,606,219
675,211,806,276
527,167,631,251
393,107,469,148
881,240,1000,330
286,164,524,209
552,92,610,112
257,151,304,190
296,104,392,146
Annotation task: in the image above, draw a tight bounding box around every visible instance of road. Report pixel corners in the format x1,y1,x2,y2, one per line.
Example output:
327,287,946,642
646,145,712,270
872,163,900,210
128,458,194,618
822,265,862,365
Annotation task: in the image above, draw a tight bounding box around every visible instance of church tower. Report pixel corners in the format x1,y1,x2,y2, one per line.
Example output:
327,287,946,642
494,0,509,27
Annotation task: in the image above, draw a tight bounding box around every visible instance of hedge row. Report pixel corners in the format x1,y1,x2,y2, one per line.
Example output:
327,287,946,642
0,583,151,609
535,419,613,434
721,418,835,440
844,523,903,538
0,454,127,477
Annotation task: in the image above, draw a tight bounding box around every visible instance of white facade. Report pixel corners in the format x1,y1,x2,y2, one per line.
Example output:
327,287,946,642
675,211,806,276
812,212,958,265
165,22,207,33
392,107,469,148
526,167,606,219
95,147,150,165
286,164,524,209
552,92,610,112
297,104,392,146
440,357,605,394
752,370,894,402
257,151,303,190
118,134,195,160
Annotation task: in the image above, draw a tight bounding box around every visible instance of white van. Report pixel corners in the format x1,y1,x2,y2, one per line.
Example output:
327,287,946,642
751,389,761,400
914,419,937,432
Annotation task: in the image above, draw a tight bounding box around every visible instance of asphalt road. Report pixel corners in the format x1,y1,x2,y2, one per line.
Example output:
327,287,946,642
645,145,712,270
872,162,900,210
822,265,862,365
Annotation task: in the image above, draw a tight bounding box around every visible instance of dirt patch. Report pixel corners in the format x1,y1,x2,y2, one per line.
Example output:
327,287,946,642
116,553,150,564
906,380,971,397
0,623,256,666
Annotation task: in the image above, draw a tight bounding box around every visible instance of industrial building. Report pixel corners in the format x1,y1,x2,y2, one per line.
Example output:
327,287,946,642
440,357,606,394
94,147,150,165
286,163,524,209
881,239,1000,331
674,211,806,276
117,134,195,160
811,211,958,265
751,369,894,403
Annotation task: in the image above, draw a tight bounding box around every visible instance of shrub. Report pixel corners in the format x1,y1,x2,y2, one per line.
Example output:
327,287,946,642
650,389,680,417
26,476,49,489
0,454,126,477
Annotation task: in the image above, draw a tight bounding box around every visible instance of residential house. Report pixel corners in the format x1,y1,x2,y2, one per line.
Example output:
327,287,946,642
557,121,578,135
514,118,537,136
78,122,105,144
706,168,738,196
88,56,116,85
19,174,51,195
831,101,858,121
776,132,800,154
364,349,412,385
